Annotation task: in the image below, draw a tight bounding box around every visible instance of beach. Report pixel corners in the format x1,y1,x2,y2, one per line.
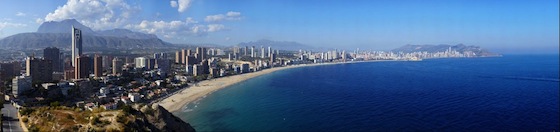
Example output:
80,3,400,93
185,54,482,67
156,60,396,112
156,63,330,112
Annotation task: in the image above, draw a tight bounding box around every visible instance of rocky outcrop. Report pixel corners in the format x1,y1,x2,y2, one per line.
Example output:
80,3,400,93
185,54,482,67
128,104,196,132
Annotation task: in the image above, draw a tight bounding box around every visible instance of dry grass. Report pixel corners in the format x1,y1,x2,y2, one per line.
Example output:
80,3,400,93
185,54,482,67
24,106,131,132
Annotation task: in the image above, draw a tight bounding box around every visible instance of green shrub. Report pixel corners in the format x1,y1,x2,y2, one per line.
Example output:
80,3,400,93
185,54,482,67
19,108,35,115
50,101,60,107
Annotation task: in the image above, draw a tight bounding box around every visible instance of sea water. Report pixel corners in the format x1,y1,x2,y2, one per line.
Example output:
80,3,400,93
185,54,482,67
174,54,559,131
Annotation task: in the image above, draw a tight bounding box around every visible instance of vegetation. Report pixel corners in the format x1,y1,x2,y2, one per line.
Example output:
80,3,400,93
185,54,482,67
19,107,35,115
21,106,132,131
50,101,60,107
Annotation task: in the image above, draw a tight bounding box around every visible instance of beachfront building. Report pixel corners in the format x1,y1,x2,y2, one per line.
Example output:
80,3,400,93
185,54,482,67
241,63,250,73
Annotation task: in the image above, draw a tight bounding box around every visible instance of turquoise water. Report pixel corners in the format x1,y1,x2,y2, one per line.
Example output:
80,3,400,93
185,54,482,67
174,55,559,131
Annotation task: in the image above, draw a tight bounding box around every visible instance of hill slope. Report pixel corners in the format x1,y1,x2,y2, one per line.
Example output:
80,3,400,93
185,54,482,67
0,19,171,50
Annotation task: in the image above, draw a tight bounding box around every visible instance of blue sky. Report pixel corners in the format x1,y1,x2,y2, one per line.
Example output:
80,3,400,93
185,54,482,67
0,0,558,53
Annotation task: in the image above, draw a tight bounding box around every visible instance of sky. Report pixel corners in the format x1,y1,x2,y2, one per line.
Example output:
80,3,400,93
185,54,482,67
0,0,558,53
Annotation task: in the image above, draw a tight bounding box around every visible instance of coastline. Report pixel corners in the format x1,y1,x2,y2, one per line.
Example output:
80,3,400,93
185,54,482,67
156,60,394,113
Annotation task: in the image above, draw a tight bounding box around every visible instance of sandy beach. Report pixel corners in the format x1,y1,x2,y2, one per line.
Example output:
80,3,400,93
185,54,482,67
156,60,392,112
156,63,326,112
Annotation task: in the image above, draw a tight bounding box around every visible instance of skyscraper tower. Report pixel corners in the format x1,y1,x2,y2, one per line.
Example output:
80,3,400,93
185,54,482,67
181,49,187,64
112,57,123,75
75,56,90,79
251,46,255,58
244,46,248,56
72,26,82,67
261,46,266,58
268,46,272,58
94,54,103,77
44,47,62,72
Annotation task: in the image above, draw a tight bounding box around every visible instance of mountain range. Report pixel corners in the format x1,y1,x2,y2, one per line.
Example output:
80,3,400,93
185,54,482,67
0,19,169,50
391,44,499,56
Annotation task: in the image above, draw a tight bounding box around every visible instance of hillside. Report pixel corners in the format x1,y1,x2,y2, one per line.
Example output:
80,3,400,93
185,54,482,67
20,105,195,132
0,19,171,50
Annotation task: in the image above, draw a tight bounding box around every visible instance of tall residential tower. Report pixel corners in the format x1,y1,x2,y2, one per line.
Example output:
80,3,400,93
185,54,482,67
72,26,83,67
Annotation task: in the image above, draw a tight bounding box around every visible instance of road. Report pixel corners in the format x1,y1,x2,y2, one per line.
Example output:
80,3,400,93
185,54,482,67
2,103,23,132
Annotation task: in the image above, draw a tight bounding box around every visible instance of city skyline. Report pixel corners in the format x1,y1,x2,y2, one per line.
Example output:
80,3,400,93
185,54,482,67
0,0,558,54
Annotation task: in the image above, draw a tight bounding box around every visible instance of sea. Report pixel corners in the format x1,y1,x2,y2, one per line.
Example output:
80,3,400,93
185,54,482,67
174,54,559,131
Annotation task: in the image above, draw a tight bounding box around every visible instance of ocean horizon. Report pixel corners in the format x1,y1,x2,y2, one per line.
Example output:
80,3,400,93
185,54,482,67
174,54,559,131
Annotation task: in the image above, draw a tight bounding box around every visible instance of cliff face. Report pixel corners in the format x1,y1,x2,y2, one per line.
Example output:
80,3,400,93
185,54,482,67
147,105,196,132
128,105,196,132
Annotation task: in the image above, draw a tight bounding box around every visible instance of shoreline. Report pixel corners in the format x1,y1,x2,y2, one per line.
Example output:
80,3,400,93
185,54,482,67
156,60,395,113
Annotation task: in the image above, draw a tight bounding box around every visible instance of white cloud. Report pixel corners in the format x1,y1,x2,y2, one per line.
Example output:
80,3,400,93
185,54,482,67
226,11,241,17
15,12,26,17
44,0,140,30
126,18,226,39
205,11,242,22
0,22,27,36
0,22,27,29
170,1,178,7
207,24,225,32
35,18,44,24
38,0,237,42
186,17,198,24
177,0,192,13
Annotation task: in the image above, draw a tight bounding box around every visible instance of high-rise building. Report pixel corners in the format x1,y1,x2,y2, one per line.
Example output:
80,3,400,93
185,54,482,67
102,55,112,70
147,58,156,70
0,63,15,82
112,57,123,75
268,46,272,58
201,60,209,74
261,46,266,58
270,53,276,67
196,47,206,62
209,67,219,78
251,46,255,58
185,65,193,75
12,76,31,98
72,26,82,67
192,64,200,76
26,56,53,83
244,46,248,56
44,47,62,72
135,57,148,69
154,53,164,59
156,59,171,75
185,56,196,65
240,63,250,73
175,51,181,64
181,49,187,64
75,56,90,79
94,55,103,77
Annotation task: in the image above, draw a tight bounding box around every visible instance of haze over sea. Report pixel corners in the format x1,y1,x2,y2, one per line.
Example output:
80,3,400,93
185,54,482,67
175,54,559,131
